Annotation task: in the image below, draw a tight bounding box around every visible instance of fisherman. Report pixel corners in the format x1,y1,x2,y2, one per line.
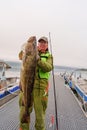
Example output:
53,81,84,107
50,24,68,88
19,36,53,130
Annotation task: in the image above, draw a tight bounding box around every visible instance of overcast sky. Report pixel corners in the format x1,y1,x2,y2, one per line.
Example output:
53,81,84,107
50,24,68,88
0,0,87,68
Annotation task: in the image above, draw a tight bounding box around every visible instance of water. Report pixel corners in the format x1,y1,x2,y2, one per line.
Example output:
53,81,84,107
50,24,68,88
0,61,87,79
54,65,87,79
4,61,21,78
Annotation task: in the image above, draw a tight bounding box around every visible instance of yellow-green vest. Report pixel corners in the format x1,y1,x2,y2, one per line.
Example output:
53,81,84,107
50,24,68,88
39,53,50,79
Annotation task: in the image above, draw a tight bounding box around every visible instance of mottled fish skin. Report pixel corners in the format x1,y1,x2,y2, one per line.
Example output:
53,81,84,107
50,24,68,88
20,36,37,123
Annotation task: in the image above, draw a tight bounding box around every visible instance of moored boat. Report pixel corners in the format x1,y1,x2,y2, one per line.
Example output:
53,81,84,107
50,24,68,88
0,60,20,106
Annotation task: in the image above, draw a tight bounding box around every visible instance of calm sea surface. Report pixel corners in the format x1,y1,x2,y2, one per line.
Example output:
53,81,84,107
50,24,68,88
0,61,87,79
4,61,21,78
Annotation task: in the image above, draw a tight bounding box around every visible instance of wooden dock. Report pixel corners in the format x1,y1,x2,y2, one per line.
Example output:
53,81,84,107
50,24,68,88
0,75,87,130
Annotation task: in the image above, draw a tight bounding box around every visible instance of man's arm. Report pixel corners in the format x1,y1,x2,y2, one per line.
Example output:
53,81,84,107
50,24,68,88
37,54,53,72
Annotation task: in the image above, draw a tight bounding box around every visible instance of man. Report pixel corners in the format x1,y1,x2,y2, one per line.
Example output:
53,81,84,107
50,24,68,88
19,36,53,130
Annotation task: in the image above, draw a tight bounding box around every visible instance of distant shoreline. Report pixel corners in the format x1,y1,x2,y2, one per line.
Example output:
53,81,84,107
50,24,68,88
1,60,87,70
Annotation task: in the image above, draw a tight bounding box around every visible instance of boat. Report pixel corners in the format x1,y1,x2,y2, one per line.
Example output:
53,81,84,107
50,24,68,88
0,60,20,106
74,78,87,111
64,72,87,112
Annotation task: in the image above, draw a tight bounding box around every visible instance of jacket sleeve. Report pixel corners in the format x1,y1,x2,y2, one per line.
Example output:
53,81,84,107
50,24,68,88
37,54,53,72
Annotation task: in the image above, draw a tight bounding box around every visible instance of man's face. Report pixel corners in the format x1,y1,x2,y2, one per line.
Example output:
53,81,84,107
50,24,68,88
38,40,48,53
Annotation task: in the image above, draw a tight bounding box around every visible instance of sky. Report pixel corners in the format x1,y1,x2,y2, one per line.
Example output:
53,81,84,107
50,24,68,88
0,0,87,68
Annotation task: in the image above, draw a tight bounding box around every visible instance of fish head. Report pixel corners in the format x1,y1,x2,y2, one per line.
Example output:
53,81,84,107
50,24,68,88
27,36,36,43
25,36,37,55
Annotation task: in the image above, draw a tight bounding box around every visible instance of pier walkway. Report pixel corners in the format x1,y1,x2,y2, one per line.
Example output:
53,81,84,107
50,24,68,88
0,76,87,130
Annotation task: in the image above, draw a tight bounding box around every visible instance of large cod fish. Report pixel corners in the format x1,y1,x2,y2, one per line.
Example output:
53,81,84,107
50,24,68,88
20,36,37,123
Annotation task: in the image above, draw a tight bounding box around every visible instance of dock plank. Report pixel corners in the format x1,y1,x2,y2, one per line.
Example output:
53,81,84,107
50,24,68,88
0,76,87,130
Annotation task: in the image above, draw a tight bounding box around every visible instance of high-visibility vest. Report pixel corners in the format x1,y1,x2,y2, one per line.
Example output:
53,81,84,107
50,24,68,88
39,52,50,79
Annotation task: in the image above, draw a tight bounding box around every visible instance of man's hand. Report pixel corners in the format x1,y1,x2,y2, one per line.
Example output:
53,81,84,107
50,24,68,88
36,48,40,61
36,54,40,61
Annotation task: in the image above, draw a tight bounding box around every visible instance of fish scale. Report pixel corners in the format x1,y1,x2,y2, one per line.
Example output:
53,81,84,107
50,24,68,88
20,36,37,123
